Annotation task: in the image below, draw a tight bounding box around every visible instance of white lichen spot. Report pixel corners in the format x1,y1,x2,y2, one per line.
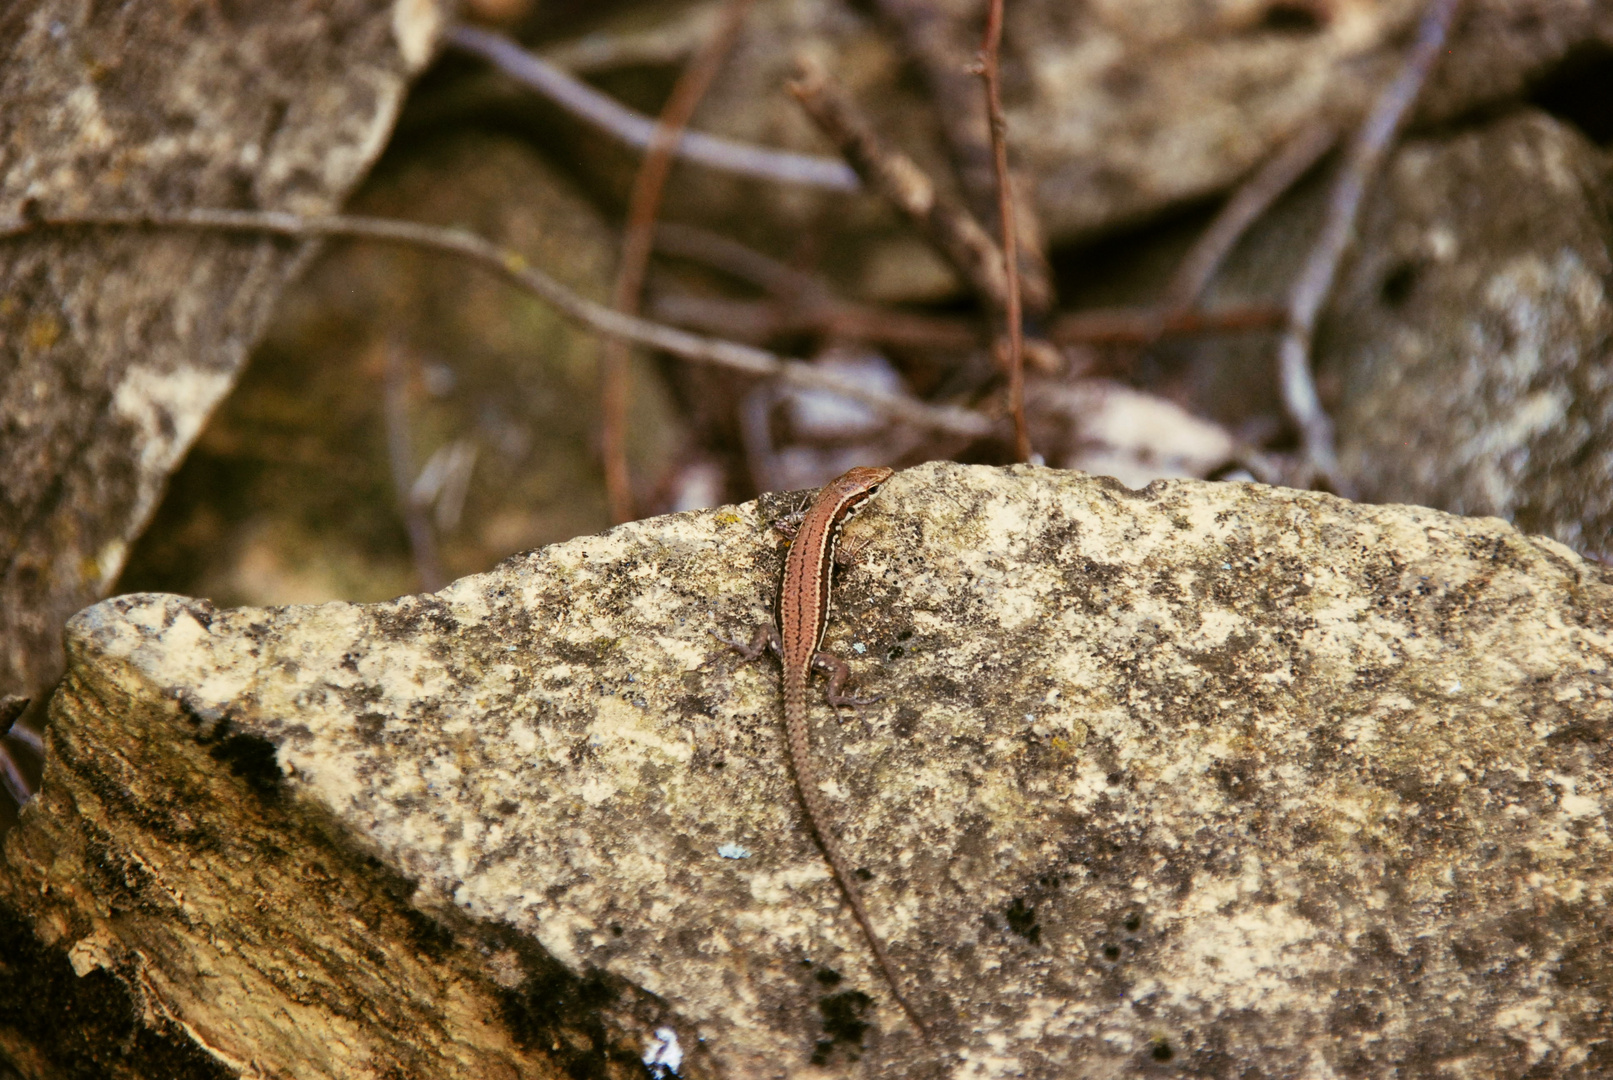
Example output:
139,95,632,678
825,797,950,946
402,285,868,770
1161,901,1331,1013
642,1026,683,1076
1492,997,1565,1064
579,776,619,806
112,365,234,477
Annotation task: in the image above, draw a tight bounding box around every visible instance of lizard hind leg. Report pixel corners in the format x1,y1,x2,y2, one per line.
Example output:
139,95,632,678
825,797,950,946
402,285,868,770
814,650,882,708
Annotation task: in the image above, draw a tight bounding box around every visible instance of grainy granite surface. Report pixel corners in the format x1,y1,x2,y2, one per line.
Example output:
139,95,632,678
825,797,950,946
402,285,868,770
16,462,1613,1078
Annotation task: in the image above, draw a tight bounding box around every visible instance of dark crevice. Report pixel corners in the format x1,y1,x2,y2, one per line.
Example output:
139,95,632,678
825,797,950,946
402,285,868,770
1528,41,1613,145
1257,2,1325,34
0,904,234,1080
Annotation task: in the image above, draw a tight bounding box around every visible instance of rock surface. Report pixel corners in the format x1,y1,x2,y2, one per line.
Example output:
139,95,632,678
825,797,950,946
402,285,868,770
0,0,441,706
7,462,1613,1078
528,0,1611,281
1323,109,1613,558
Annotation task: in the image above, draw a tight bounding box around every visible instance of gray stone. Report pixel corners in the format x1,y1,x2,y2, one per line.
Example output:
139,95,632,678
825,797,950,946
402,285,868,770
0,0,442,706
118,129,685,609
7,461,1611,1077
1324,109,1613,558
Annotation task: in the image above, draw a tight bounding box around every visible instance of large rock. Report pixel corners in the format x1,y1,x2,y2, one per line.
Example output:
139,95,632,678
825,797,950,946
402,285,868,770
4,462,1611,1078
0,0,444,707
1322,109,1613,558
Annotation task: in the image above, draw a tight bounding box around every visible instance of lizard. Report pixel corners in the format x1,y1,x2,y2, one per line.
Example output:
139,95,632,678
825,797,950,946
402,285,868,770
714,464,930,1038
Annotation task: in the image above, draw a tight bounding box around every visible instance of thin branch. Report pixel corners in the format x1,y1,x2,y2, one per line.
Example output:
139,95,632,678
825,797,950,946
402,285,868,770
649,292,982,350
652,223,978,349
787,56,1011,312
652,225,1276,355
383,343,447,592
602,0,755,524
976,0,1029,462
1165,119,1337,312
652,293,1285,353
448,25,858,192
1278,0,1461,494
873,0,1053,314
0,739,31,808
541,10,709,74
3,722,42,759
1050,303,1285,345
653,222,832,305
0,208,994,440
0,696,33,807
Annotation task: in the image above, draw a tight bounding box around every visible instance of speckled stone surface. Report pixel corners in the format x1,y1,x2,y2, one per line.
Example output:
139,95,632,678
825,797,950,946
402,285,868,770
1324,109,1613,558
0,0,443,707
37,462,1613,1077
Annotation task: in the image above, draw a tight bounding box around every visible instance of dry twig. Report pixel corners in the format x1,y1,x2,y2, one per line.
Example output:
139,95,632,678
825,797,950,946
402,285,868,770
601,0,754,524
653,294,1286,355
873,0,1053,314
449,25,858,192
653,222,977,349
0,742,29,808
1165,119,1338,313
787,57,1011,314
653,222,832,306
1278,0,1461,493
786,54,1059,386
0,697,35,806
383,343,447,591
975,0,1030,462
0,208,994,440
649,292,982,350
1050,304,1285,346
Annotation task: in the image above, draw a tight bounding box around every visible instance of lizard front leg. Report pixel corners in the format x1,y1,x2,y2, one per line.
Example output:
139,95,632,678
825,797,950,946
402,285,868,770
710,623,780,662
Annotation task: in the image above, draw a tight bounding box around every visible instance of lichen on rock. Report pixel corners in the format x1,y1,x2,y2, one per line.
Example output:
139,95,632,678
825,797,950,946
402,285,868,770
8,461,1613,1078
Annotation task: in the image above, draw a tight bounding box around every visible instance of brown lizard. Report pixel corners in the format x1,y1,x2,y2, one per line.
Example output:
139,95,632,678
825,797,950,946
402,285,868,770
715,465,929,1037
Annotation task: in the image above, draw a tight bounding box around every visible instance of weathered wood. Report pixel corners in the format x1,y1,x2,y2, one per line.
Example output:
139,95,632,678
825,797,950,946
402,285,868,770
0,647,627,1079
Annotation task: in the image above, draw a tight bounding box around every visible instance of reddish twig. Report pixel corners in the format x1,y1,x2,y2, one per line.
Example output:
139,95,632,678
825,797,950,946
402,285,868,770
1165,119,1338,313
448,25,857,191
0,208,995,439
975,0,1029,462
1278,0,1462,495
601,0,754,524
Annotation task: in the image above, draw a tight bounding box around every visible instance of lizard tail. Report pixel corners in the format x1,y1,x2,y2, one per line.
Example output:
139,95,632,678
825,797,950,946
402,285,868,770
782,672,931,1040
